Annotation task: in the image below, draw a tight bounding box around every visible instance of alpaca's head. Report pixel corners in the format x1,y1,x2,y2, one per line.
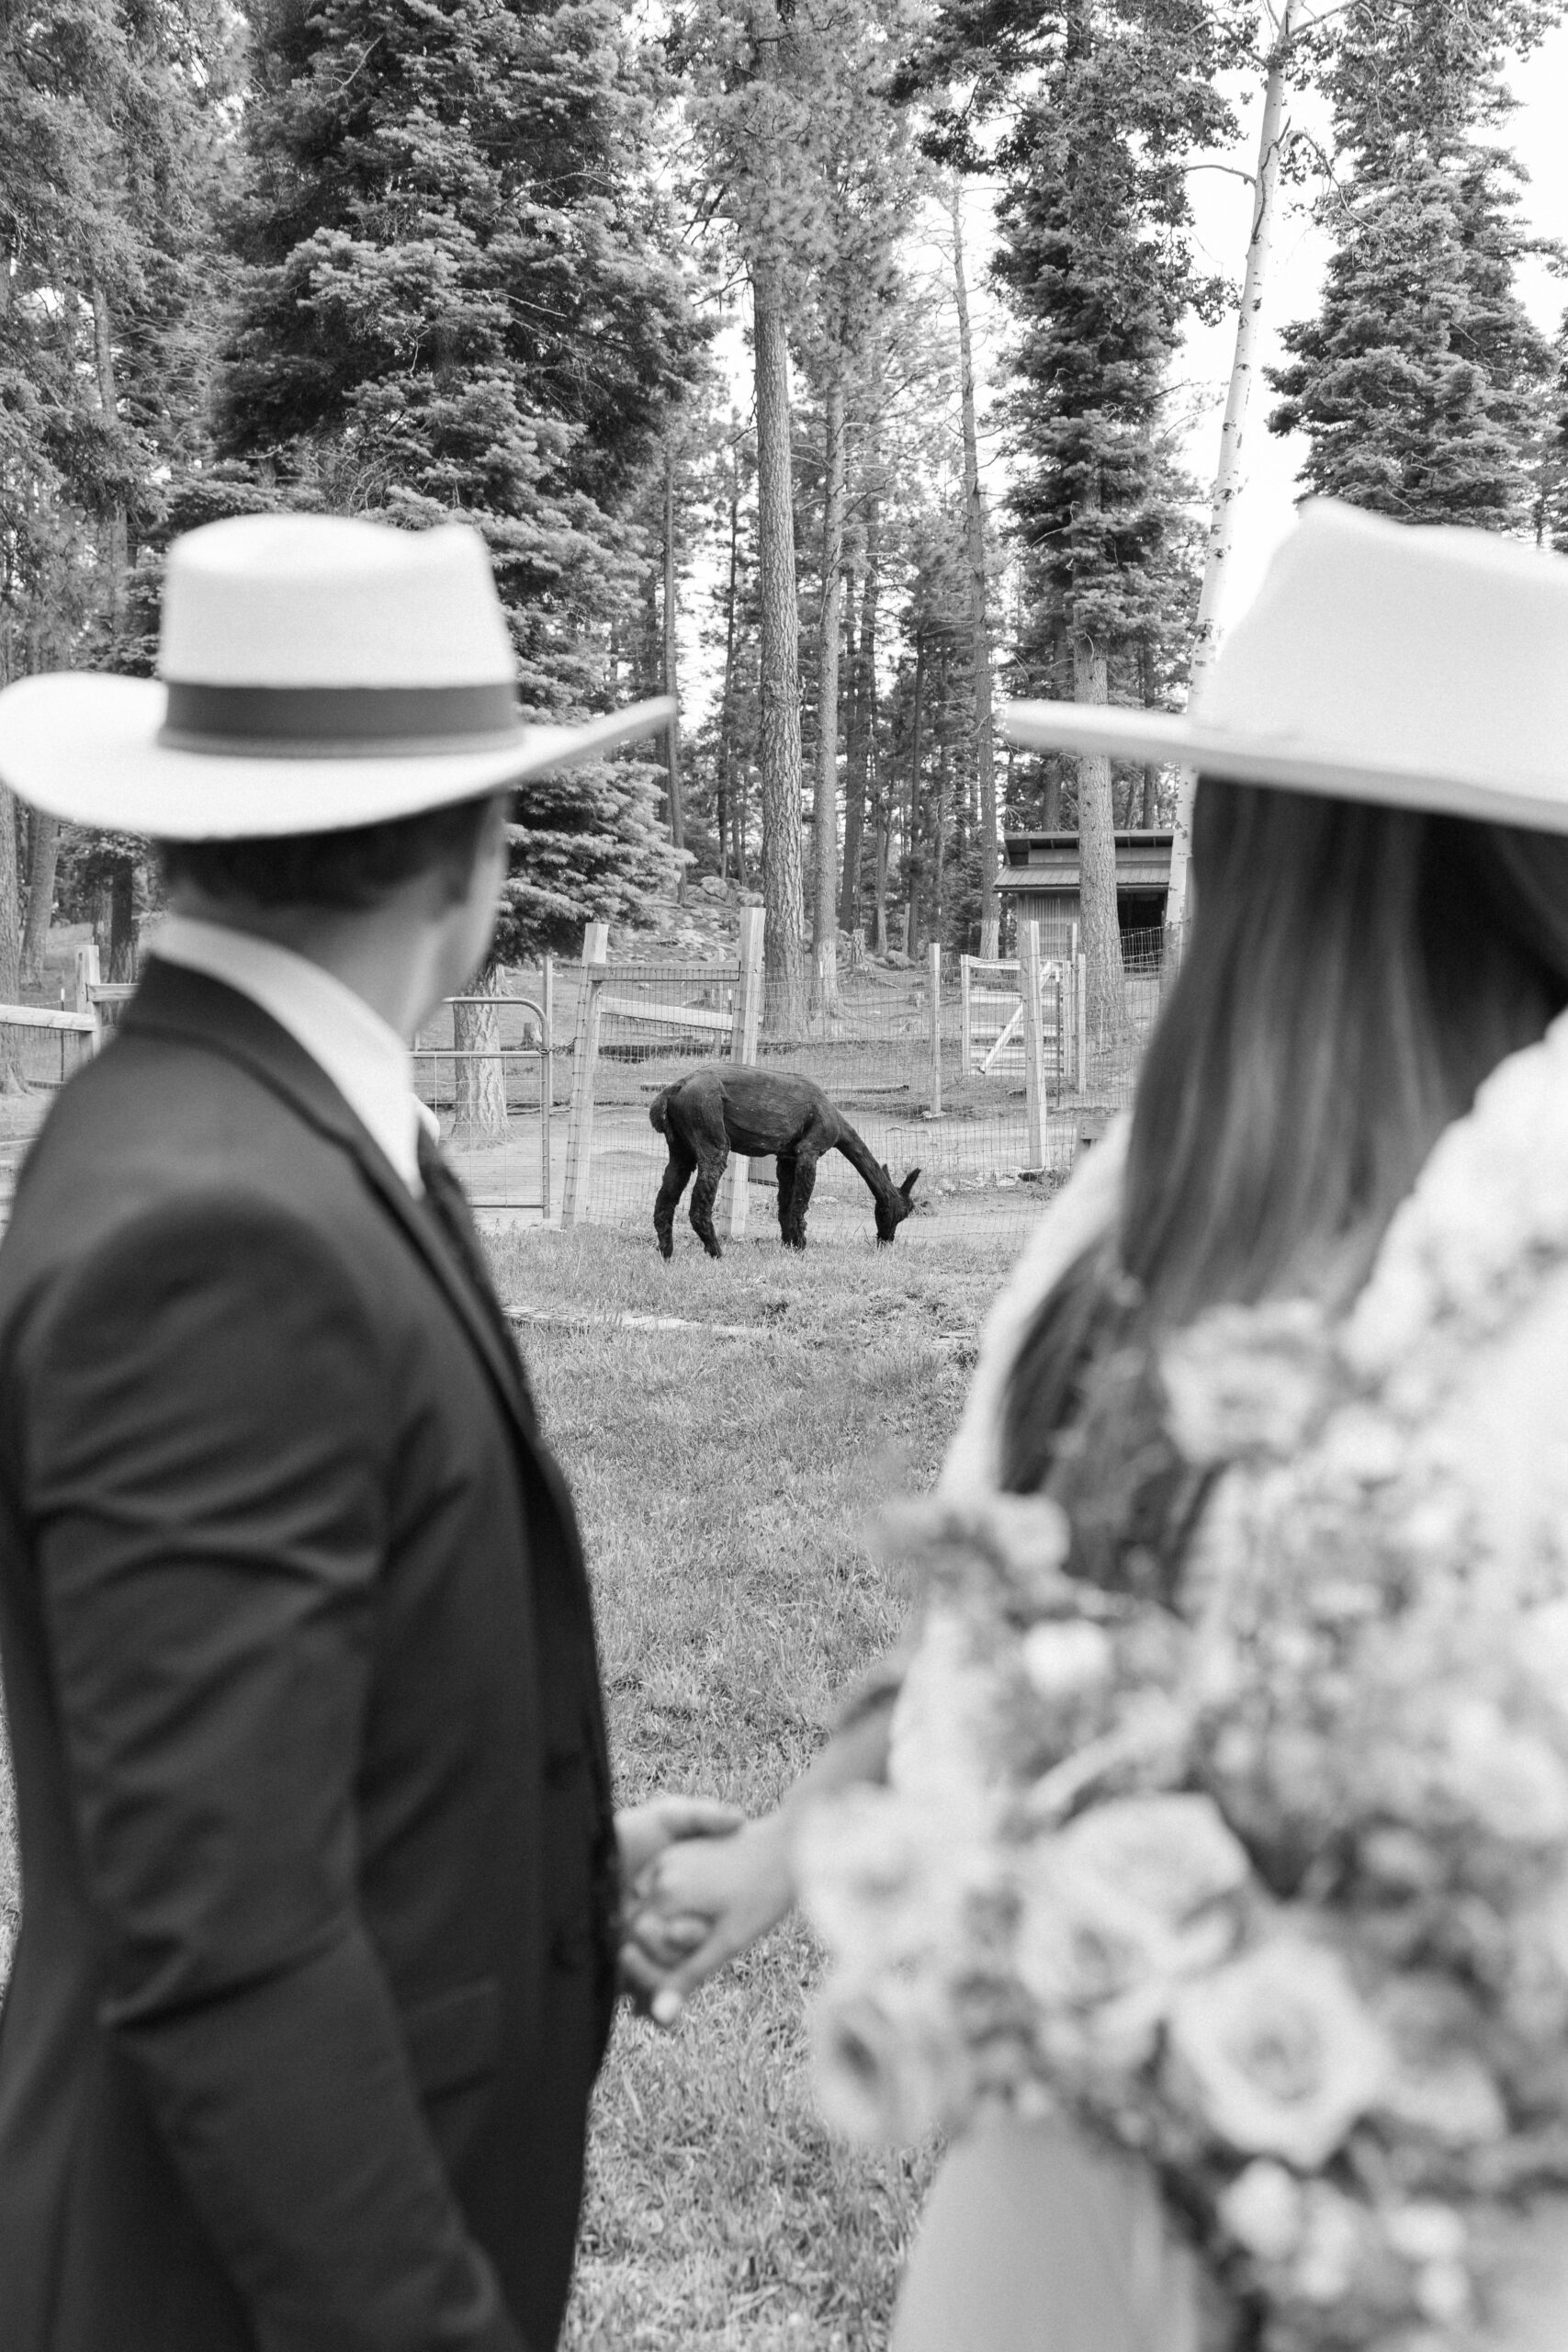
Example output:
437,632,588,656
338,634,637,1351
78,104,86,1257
874,1165,920,1243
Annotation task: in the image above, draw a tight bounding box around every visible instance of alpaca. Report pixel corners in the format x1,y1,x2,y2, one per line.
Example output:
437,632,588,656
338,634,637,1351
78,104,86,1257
649,1067,919,1259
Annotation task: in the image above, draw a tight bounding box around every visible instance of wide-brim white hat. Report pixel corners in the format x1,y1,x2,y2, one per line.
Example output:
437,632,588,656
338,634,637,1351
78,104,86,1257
0,514,675,839
1001,500,1568,835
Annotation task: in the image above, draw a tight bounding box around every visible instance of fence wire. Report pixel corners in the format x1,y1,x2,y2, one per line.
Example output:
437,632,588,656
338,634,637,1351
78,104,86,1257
540,927,1178,1252
0,930,1177,1252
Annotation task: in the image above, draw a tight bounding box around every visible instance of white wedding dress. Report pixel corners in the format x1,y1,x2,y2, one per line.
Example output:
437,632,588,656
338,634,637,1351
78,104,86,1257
887,1078,1568,2352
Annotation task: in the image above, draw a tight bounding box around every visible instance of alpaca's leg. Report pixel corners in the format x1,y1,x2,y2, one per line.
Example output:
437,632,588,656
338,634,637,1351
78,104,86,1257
782,1151,818,1250
775,1153,797,1241
654,1142,695,1259
689,1150,728,1259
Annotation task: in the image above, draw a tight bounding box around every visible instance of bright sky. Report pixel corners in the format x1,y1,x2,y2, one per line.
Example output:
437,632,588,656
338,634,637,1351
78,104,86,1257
1178,10,1568,635
681,12,1568,724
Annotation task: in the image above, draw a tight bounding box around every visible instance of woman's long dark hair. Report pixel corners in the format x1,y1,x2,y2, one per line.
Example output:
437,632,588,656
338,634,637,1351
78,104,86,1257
1001,777,1568,1508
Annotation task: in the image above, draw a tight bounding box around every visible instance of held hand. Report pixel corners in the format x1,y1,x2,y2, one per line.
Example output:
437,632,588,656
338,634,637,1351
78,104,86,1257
619,1811,795,2028
615,1793,744,1886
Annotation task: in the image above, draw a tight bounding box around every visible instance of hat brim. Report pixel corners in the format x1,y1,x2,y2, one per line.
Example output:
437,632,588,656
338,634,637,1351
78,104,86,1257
1001,700,1568,838
0,675,677,839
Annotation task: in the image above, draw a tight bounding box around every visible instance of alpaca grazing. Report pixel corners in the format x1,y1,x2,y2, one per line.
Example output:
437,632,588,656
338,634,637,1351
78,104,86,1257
649,1068,920,1258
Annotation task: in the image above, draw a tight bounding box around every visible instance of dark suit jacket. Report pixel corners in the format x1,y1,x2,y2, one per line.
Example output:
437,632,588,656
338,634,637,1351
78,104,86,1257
0,959,617,2352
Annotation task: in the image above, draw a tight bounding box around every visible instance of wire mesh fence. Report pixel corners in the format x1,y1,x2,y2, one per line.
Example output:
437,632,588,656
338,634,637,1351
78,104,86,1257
429,924,1180,1251
0,926,1178,1251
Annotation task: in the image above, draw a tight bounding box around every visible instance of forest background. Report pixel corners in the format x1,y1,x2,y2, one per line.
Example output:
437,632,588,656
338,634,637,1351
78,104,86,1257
5,0,1568,1067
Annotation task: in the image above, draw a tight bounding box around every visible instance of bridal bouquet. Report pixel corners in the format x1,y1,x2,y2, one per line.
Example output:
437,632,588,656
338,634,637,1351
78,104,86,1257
798,1029,1568,2351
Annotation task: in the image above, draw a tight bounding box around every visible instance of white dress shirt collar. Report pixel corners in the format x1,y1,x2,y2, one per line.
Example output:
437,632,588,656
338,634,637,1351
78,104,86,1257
148,913,436,1193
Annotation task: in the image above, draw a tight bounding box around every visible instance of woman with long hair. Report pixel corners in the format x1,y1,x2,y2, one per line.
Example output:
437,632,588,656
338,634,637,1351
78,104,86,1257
623,504,1568,2348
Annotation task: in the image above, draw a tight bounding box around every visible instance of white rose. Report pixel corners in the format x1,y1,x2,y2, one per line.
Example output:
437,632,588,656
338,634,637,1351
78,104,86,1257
1443,1700,1568,1845
1218,2160,1305,2265
1386,2204,1467,2267
1013,1847,1187,2017
1289,2183,1366,2304
1054,1794,1251,1942
1166,1938,1391,2170
1413,2261,1472,2325
810,1971,966,2146
1020,1619,1113,1706
796,1783,991,1970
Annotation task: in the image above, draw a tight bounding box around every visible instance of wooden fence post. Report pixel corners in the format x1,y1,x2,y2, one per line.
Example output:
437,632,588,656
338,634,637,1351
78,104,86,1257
74,943,104,1056
1019,918,1048,1171
723,907,765,1240
561,922,607,1229
928,941,943,1116
959,955,973,1077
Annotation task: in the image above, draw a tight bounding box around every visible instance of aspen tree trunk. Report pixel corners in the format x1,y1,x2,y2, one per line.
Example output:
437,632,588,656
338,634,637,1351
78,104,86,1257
1072,628,1126,1053
1168,0,1301,933
716,464,742,881
932,698,951,945
663,447,684,898
840,498,879,933
809,371,846,1019
451,961,509,1147
951,183,998,943
749,0,807,1034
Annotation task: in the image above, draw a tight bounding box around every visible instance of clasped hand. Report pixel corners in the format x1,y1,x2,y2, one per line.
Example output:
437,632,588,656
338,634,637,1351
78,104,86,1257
615,1801,795,2026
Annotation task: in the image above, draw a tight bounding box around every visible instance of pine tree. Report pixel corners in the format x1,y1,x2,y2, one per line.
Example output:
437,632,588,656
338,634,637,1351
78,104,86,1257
1,0,233,1024
220,0,698,942
991,0,1238,1046
1268,0,1554,530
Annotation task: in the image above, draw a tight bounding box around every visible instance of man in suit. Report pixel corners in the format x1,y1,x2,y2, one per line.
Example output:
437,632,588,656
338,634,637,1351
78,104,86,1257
0,514,736,2349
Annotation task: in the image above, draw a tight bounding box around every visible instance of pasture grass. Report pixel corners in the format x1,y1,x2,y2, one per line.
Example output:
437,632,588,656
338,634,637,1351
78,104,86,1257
488,1223,1022,2348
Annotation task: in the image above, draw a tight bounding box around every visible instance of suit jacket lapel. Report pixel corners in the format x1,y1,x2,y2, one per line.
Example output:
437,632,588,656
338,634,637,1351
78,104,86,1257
122,962,535,1444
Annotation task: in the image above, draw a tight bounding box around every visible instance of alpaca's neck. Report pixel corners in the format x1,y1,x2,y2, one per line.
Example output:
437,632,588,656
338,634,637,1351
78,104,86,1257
835,1121,896,1204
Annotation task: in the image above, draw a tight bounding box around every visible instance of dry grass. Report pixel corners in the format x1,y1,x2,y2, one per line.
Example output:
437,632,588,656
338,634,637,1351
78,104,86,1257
487,1224,1024,2348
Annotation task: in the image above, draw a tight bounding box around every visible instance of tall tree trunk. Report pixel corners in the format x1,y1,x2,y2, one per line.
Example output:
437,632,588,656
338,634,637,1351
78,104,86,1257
752,266,807,1030
749,0,807,1035
716,462,742,882
809,371,847,1019
951,182,998,945
92,281,128,634
1072,630,1126,1052
840,497,878,935
107,854,138,981
0,786,25,1089
450,960,509,1148
1138,636,1159,828
1168,0,1302,933
662,445,684,898
20,812,59,986
872,791,891,954
932,687,950,947
906,630,925,959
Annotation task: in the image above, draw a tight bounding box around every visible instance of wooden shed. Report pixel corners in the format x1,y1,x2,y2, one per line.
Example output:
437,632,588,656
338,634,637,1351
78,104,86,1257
998,830,1173,956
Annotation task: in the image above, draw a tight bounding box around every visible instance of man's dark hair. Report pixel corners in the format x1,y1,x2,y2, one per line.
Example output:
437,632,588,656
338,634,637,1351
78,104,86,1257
158,794,502,912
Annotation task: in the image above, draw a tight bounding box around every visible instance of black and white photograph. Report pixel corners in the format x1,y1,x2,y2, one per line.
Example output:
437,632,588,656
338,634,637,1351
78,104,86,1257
4,0,1568,2346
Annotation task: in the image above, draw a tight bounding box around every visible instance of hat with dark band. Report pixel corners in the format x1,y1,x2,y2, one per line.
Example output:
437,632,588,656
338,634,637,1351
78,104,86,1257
0,514,674,840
